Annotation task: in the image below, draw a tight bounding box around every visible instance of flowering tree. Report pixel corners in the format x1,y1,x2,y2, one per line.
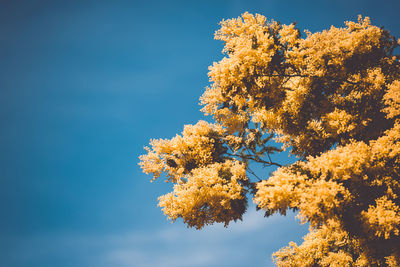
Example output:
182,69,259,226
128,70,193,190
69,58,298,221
140,13,400,266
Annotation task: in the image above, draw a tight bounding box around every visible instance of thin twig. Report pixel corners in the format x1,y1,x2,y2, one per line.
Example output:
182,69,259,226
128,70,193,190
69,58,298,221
246,166,262,181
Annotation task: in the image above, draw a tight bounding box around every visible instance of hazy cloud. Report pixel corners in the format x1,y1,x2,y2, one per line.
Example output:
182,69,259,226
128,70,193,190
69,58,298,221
5,210,306,267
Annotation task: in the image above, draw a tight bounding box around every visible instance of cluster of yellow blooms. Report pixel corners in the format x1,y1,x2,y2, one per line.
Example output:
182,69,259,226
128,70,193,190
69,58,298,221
139,121,249,228
140,121,226,182
158,160,247,229
140,13,400,265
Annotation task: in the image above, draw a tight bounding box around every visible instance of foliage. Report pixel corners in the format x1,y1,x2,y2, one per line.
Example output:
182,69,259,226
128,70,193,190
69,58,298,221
140,13,400,265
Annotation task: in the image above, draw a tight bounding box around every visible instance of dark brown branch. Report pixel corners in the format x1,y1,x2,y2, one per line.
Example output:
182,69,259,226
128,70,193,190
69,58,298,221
225,152,282,167
256,73,359,85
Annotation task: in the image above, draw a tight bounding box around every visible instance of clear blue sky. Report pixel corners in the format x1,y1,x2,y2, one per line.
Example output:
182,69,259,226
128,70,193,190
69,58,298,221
1,1,399,266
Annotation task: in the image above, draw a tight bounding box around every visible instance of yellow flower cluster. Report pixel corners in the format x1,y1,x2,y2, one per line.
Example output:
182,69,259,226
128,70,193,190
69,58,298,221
139,120,225,182
158,160,247,229
254,165,353,226
273,218,400,266
140,121,249,228
273,220,369,267
202,13,399,157
362,196,400,239
383,80,400,119
255,122,400,264
201,13,288,133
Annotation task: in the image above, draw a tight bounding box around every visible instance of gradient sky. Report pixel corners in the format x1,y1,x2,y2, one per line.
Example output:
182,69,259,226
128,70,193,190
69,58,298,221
1,1,400,266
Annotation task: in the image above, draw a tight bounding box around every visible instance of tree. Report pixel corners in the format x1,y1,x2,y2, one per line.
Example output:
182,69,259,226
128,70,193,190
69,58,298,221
139,13,400,266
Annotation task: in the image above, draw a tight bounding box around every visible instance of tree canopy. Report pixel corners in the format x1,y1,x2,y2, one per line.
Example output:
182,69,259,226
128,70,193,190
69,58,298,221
139,13,400,266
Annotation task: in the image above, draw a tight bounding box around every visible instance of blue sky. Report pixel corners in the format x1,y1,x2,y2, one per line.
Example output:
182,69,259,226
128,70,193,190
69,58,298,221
1,1,400,266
